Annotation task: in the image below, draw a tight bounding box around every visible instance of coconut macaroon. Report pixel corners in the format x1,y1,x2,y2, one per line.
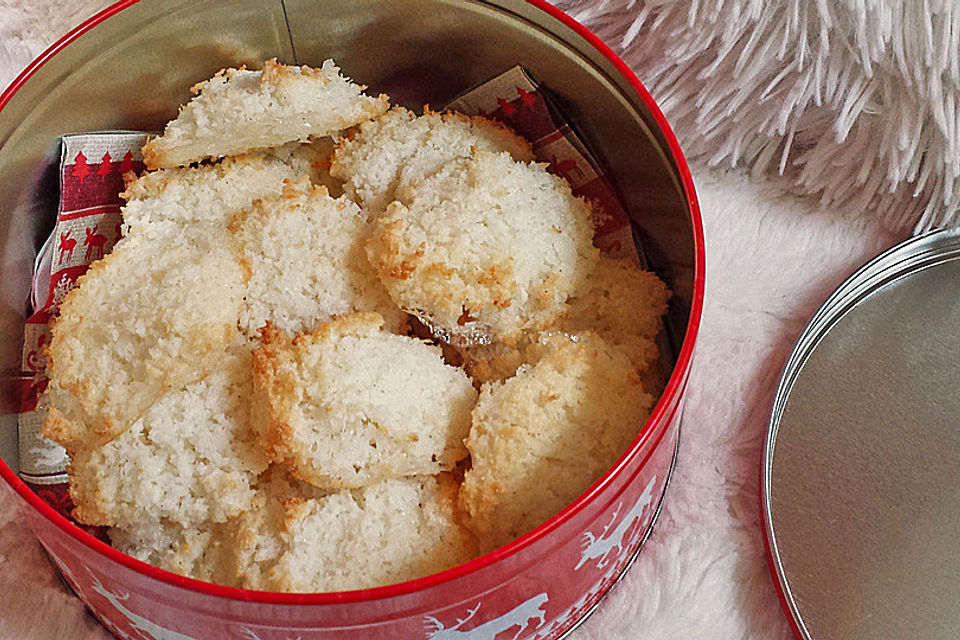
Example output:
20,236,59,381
252,313,477,488
267,138,343,195
561,257,670,372
142,59,389,169
456,260,670,385
460,333,654,550
230,474,477,592
109,519,225,584
66,345,268,529
43,228,245,451
109,465,326,585
231,177,404,337
330,107,534,214
120,153,298,236
368,150,599,344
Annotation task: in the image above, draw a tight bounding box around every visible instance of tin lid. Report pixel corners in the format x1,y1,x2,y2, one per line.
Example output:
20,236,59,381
763,229,960,639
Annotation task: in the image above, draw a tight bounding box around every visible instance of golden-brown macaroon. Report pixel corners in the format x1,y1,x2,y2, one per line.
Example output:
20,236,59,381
460,332,654,551
231,177,404,337
67,344,268,529
561,256,670,374
109,519,226,584
330,106,534,214
456,259,670,387
367,150,599,344
252,313,477,488
120,153,298,236
142,59,389,169
109,465,327,586
43,226,245,452
228,474,477,592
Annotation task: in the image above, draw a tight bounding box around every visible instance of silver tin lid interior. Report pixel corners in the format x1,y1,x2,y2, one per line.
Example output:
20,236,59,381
764,229,960,640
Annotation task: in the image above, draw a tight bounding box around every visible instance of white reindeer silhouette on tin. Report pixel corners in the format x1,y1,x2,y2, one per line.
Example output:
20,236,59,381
576,475,657,570
424,593,548,639
88,570,199,640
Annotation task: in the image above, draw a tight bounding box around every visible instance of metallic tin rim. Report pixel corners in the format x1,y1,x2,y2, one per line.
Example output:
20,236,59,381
776,229,960,415
0,0,705,607
760,228,960,640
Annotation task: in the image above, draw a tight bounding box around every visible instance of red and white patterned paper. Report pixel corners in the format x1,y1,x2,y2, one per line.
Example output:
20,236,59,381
17,132,147,519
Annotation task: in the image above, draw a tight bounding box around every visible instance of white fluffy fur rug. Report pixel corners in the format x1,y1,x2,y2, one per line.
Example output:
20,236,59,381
557,0,960,232
0,1,938,638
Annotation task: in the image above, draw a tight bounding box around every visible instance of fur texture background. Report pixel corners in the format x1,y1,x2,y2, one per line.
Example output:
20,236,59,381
0,1,931,638
557,0,960,232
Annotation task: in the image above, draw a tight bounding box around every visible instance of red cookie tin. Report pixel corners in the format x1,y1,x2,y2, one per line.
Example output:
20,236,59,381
0,1,705,638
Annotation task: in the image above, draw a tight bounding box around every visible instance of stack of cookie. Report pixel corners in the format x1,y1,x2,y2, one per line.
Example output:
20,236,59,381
41,59,668,592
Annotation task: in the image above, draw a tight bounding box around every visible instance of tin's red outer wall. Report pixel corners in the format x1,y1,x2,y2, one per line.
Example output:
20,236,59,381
0,1,705,637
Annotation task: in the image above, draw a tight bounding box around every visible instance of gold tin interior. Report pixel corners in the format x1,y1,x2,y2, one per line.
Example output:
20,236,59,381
0,0,695,469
